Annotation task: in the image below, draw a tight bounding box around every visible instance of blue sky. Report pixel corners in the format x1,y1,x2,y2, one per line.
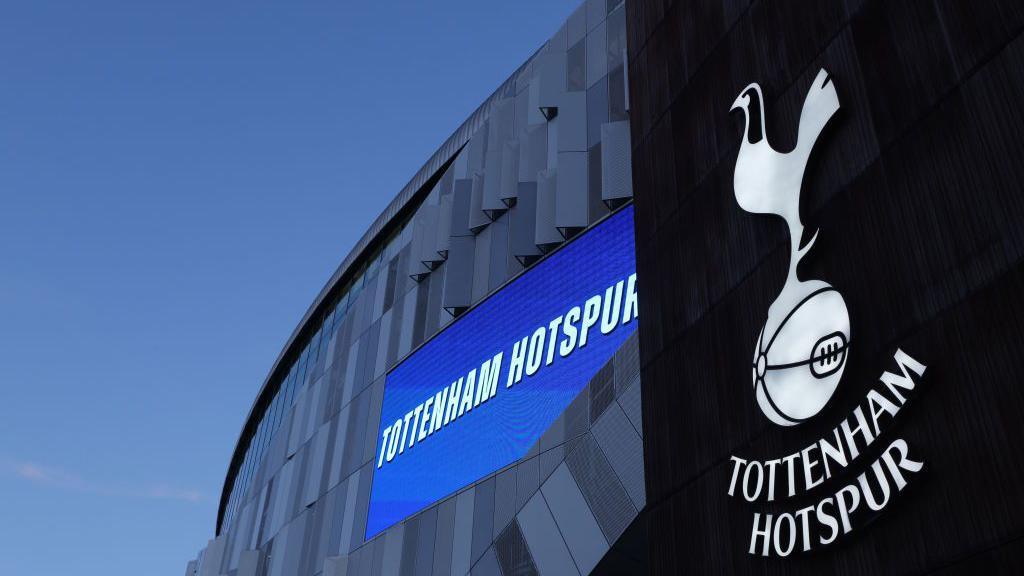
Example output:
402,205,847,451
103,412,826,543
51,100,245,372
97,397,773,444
0,1,579,573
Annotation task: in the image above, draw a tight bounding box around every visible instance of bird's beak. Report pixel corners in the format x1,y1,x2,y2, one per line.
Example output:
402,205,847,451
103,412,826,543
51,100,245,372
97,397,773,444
730,94,745,113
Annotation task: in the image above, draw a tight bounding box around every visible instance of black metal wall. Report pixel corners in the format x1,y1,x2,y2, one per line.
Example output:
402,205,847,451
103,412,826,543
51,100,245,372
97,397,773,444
626,0,1024,573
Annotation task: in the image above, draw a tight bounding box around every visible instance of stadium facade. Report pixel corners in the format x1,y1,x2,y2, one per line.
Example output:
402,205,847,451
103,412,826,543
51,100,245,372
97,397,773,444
187,1,1024,574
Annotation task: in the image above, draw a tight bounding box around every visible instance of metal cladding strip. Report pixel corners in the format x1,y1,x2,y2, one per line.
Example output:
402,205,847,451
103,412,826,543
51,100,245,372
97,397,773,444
216,47,544,534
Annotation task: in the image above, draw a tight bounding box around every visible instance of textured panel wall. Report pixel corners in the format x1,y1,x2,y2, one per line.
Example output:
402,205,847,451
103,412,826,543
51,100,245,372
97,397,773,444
627,0,1024,573
188,1,639,575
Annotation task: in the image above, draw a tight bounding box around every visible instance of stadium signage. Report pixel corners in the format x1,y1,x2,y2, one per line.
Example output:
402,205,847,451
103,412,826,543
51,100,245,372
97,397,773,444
374,272,638,470
365,205,639,539
727,70,930,556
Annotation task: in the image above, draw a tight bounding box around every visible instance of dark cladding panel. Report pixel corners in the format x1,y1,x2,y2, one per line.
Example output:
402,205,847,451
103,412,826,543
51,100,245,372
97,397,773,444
628,0,1024,573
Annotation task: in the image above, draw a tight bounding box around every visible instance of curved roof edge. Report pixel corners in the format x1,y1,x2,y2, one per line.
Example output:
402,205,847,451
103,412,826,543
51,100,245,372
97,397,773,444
216,48,542,534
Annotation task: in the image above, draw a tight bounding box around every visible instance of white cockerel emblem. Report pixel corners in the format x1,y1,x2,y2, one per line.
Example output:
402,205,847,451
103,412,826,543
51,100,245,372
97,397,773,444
730,69,851,426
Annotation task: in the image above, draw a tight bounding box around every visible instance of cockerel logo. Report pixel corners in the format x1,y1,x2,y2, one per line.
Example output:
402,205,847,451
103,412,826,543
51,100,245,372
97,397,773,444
730,69,850,426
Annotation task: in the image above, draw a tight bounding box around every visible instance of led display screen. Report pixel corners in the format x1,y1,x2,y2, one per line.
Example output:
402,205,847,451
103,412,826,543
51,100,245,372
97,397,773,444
366,204,638,539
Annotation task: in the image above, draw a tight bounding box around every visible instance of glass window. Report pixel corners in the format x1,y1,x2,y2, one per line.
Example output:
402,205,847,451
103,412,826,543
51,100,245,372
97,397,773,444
295,348,310,390
283,364,298,409
268,391,282,436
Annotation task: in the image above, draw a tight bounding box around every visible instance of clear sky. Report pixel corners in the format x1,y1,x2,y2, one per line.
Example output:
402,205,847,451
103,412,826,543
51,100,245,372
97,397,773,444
0,1,579,574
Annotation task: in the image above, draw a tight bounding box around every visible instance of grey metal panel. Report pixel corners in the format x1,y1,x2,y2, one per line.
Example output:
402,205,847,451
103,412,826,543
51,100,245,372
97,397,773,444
587,143,608,222
586,20,607,89
373,308,392,380
515,456,539,513
442,235,475,313
557,92,587,153
308,486,336,574
555,151,588,231
371,268,389,323
550,21,567,53
468,172,491,233
617,376,643,438
265,457,295,544
350,464,373,553
267,524,289,576
500,140,520,205
303,421,330,508
466,123,488,174
567,4,587,47
516,492,579,576
484,99,514,213
283,510,310,576
586,0,606,31
450,179,474,238
381,524,405,576
436,193,453,257
322,555,348,576
425,261,446,335
487,215,510,291
198,534,226,576
471,224,493,301
433,498,456,576
564,434,635,545
492,467,518,539
357,320,380,396
590,401,645,510
587,77,609,149
337,469,361,555
518,124,547,183
288,386,308,458
538,443,564,484
589,360,614,422
534,169,562,247
470,547,502,576
452,488,475,576
540,463,608,575
305,377,326,446
471,477,496,565
327,405,350,490
612,331,640,395
341,337,360,409
414,507,438,576
536,52,566,109
510,184,541,263
237,550,261,576
397,288,416,361
412,205,439,272
363,377,385,465
250,483,268,549
495,520,539,576
564,381,590,441
600,121,633,203
400,515,419,576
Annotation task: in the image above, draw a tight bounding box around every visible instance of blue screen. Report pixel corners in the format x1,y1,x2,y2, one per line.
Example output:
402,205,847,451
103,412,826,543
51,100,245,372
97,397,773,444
365,205,637,539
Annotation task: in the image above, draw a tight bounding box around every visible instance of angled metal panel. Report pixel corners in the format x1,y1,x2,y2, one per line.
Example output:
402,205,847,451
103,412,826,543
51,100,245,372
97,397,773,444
586,20,608,89
555,151,589,232
468,172,491,234
519,124,548,183
510,183,542,264
557,92,587,153
591,401,646,510
517,492,580,576
500,139,521,205
442,235,475,314
600,121,633,204
534,169,563,248
540,463,608,574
